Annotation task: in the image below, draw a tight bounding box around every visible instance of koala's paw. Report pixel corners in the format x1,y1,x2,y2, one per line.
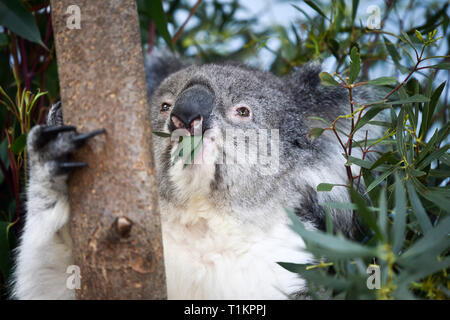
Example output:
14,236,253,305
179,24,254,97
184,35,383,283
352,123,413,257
27,124,106,176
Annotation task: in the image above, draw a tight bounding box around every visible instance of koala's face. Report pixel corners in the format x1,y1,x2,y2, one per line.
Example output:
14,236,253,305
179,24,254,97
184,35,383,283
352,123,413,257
150,64,292,208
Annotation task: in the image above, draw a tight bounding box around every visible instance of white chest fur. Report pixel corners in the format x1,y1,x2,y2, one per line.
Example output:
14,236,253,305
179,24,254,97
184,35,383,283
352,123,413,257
160,199,312,299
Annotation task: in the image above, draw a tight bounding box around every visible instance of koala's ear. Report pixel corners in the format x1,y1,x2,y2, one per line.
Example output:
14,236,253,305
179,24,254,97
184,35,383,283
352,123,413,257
145,49,185,98
284,61,322,92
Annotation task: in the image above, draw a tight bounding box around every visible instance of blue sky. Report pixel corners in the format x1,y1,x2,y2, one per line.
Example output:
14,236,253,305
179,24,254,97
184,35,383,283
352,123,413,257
166,0,449,103
168,0,448,69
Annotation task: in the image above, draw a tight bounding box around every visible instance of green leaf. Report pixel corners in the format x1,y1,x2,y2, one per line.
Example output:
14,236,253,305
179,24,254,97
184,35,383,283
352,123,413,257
369,152,398,170
396,107,405,157
10,133,27,154
146,0,174,50
171,135,203,168
429,169,450,178
420,82,445,139
414,129,439,166
319,201,379,212
309,127,325,140
347,156,372,169
354,105,387,131
307,116,331,126
378,188,388,240
304,0,329,21
320,202,358,210
152,131,171,138
407,167,426,177
351,0,359,23
414,30,424,42
406,180,432,235
429,62,450,69
362,168,380,205
319,72,340,86
0,0,45,47
291,4,313,23
0,33,8,47
277,262,351,291
349,46,360,84
417,145,450,170
351,188,383,241
399,216,450,262
366,166,396,193
324,208,333,235
287,209,376,258
366,77,397,86
383,37,408,73
401,31,415,48
317,183,338,192
388,94,429,105
392,174,407,254
411,177,450,213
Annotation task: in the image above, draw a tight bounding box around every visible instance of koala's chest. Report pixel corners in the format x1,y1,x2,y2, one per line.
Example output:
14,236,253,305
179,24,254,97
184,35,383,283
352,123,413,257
160,202,310,299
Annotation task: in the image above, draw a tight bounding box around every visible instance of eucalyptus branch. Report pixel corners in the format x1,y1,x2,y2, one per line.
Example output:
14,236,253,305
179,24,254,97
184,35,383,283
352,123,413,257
172,0,203,46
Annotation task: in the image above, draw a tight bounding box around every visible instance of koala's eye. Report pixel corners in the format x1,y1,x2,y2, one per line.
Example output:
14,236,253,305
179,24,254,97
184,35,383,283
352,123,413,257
161,102,172,112
236,106,250,117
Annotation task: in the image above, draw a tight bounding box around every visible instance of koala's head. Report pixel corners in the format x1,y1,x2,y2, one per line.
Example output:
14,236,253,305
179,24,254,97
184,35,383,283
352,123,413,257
146,50,355,223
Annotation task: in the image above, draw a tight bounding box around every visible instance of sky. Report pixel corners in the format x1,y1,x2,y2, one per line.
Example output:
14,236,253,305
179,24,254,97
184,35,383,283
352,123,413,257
167,0,449,103
168,1,448,69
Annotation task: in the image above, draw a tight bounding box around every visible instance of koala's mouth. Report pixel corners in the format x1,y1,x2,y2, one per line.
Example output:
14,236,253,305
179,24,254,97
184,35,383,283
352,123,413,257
168,130,219,169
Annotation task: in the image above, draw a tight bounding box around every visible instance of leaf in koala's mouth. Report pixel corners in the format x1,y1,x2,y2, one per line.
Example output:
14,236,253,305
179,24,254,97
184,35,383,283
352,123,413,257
170,135,203,168
152,131,172,138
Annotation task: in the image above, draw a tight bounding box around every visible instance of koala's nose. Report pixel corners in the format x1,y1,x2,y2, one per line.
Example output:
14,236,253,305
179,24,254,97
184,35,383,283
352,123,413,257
169,85,214,134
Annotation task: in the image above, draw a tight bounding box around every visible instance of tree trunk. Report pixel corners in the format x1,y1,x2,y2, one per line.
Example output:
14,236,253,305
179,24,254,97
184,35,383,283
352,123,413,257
50,0,167,299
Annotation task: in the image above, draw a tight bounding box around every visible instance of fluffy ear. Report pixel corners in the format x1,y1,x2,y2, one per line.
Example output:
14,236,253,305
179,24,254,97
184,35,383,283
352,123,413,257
145,48,185,98
284,61,322,92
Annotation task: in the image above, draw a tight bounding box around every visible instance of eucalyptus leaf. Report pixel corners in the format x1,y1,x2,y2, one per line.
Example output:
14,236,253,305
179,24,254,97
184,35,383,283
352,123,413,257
366,77,397,86
0,0,45,47
392,174,407,255
406,180,432,235
349,46,360,84
309,127,325,140
388,94,429,105
10,133,27,155
319,72,340,86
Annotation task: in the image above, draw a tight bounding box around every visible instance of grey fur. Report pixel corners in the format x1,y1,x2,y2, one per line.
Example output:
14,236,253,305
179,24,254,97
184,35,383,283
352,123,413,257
12,49,381,299
149,51,378,235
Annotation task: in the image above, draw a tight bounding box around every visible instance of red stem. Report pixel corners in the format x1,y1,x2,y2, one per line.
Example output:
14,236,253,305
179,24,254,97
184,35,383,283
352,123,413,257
148,20,155,54
172,0,203,46
19,38,31,90
4,129,20,222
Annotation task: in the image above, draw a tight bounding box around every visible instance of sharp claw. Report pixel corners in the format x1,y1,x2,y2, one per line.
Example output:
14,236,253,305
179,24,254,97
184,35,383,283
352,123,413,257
42,125,77,135
35,125,77,148
73,129,106,144
57,162,89,170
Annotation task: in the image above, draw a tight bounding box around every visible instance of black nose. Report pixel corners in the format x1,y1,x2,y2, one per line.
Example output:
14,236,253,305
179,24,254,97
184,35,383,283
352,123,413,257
169,85,214,133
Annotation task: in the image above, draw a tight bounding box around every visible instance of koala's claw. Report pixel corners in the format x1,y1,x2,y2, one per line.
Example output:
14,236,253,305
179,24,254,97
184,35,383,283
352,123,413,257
28,124,106,176
57,161,89,171
72,129,106,145
41,125,77,135
35,125,77,148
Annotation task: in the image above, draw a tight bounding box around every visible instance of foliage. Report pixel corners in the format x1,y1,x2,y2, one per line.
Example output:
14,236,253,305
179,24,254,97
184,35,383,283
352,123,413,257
274,1,450,300
0,0,56,298
0,0,448,300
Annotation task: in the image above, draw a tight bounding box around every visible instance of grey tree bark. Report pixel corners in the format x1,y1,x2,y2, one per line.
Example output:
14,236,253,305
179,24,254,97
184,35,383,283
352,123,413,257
50,0,167,299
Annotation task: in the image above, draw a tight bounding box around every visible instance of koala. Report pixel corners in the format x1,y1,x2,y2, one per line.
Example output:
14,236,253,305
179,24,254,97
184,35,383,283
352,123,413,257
11,50,376,299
